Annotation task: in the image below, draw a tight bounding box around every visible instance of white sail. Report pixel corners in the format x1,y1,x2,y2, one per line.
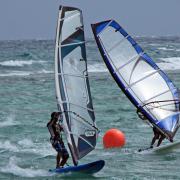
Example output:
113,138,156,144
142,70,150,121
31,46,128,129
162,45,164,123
55,6,98,165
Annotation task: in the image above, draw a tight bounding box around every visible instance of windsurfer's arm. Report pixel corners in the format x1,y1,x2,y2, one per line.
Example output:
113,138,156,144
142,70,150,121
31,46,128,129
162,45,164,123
47,120,55,139
57,123,64,132
136,109,146,120
58,114,64,131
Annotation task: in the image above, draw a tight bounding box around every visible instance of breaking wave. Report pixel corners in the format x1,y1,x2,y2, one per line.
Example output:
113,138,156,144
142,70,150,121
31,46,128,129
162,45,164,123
157,57,180,70
0,141,19,152
0,137,54,156
0,156,50,177
0,60,45,67
0,71,32,77
0,70,53,77
157,47,180,52
19,139,54,156
0,114,19,127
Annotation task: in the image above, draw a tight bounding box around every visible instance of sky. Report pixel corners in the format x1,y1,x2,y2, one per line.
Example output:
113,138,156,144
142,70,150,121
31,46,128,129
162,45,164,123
0,0,180,40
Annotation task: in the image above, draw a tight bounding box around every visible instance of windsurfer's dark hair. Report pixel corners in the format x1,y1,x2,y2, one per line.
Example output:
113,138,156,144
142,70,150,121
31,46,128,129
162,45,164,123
51,111,62,119
51,112,56,119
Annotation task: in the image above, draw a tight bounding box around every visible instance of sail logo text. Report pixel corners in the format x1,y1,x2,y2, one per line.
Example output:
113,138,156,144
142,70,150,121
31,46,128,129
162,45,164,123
85,130,96,137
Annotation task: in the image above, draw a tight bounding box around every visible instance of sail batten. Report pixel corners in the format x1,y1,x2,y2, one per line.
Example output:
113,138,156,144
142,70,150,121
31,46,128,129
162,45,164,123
141,89,174,105
58,73,88,78
125,69,161,90
56,101,94,112
55,6,98,165
113,53,143,73
61,41,85,47
107,35,129,53
97,20,113,36
60,12,80,22
92,20,180,140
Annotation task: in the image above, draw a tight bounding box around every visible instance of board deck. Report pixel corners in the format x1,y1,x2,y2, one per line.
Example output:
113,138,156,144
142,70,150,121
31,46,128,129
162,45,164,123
49,160,105,174
138,140,180,154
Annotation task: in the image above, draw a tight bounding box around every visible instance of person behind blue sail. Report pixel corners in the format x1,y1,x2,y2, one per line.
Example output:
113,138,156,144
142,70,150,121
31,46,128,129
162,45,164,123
137,110,172,148
47,112,69,168
150,127,167,148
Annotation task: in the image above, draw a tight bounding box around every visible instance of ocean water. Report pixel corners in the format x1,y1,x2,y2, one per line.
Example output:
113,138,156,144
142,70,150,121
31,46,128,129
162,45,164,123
0,37,180,180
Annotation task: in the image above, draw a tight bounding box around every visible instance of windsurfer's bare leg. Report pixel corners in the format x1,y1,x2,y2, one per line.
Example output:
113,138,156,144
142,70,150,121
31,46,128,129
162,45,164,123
60,153,69,167
150,133,160,148
150,136,157,147
56,152,61,168
151,137,155,146
157,136,165,147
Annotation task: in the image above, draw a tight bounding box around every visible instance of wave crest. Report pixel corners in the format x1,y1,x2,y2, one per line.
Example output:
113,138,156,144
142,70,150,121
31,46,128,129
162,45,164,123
0,70,53,77
0,114,19,127
158,57,180,70
0,60,45,67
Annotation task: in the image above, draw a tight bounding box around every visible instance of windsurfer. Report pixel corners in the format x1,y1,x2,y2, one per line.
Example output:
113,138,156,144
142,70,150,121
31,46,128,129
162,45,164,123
47,112,69,168
150,127,166,148
137,110,172,148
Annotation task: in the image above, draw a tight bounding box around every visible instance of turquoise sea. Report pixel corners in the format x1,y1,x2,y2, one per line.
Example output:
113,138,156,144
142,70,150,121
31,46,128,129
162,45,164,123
0,37,180,179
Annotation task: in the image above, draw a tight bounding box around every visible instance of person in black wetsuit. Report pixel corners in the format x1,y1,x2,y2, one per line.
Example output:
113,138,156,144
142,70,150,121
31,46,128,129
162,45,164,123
150,127,166,148
47,112,69,168
137,109,169,148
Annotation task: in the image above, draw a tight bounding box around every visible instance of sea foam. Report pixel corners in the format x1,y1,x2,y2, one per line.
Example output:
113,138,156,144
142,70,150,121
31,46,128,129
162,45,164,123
0,71,31,77
0,156,50,177
17,139,55,156
0,70,53,77
0,114,18,127
0,60,45,67
0,140,19,152
157,57,180,70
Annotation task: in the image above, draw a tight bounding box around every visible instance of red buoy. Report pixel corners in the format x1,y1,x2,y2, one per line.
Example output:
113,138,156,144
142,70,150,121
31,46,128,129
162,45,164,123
103,128,126,148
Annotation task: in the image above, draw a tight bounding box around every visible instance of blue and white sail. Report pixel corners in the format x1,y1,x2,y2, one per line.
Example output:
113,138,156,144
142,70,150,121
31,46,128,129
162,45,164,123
55,6,98,165
91,20,180,141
